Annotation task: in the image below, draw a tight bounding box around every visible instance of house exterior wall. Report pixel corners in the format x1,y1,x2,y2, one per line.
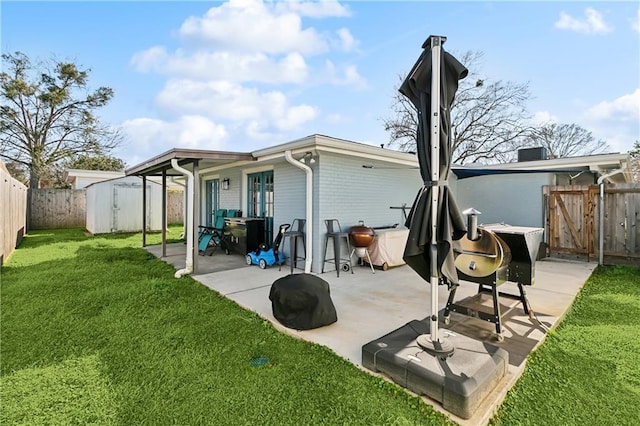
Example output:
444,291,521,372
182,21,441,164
86,176,162,234
313,152,422,273
454,172,555,228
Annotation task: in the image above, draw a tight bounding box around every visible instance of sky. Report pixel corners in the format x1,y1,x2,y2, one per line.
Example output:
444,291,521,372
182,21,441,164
2,0,639,168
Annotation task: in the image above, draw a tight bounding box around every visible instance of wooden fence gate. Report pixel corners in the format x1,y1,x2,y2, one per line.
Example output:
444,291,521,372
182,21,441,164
544,184,640,265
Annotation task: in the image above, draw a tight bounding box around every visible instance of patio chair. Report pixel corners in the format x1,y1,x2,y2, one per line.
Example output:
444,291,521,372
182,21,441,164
279,218,306,273
199,209,227,255
321,219,353,277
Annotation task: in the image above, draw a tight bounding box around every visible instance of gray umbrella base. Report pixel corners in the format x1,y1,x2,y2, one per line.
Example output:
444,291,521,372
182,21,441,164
361,319,508,419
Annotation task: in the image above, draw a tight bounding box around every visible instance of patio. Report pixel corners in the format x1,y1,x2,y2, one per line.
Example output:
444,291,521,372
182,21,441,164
146,243,597,425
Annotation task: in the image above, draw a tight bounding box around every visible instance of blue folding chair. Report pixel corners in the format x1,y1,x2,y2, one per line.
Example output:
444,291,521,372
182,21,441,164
199,209,227,255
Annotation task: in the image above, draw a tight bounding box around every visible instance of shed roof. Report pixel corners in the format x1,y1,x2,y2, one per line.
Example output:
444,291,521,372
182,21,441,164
125,148,255,177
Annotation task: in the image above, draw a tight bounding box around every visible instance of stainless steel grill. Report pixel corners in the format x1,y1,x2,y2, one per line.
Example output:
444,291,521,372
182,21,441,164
444,224,544,340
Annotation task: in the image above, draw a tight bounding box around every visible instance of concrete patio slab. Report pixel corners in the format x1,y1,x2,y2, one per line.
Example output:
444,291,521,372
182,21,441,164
146,243,597,425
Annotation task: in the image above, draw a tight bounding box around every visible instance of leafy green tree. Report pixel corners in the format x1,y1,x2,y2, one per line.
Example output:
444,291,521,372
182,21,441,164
52,154,126,188
0,51,121,189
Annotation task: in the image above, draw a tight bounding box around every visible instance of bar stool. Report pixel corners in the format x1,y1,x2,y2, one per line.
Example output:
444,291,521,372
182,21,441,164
279,218,306,273
322,219,353,277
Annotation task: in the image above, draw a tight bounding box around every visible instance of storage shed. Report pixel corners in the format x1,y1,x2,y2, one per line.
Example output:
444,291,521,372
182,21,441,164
86,176,163,234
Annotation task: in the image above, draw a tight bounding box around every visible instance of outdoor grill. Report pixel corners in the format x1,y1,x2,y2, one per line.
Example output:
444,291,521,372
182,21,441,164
444,223,544,340
349,223,375,258
349,222,376,273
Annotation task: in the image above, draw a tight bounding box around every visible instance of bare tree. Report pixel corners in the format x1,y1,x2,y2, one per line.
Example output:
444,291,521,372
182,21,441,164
383,51,535,165
0,51,121,189
524,122,609,159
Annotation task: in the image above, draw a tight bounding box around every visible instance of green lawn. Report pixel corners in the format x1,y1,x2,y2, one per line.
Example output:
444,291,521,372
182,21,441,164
1,228,452,425
491,264,640,425
3,229,639,425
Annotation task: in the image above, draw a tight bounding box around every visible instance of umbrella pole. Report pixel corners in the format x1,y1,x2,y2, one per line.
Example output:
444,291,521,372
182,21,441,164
416,35,454,357
429,35,442,344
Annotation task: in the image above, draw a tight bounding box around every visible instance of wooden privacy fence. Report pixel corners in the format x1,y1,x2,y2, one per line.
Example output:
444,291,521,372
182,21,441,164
544,184,640,265
0,164,28,266
29,188,183,230
30,189,86,229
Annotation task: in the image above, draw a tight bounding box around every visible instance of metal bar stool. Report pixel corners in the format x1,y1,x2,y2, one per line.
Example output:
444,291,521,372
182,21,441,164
279,218,306,273
322,219,353,277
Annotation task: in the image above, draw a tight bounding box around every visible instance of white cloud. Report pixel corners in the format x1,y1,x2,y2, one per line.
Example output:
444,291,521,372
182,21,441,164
179,0,328,55
127,0,360,148
632,9,640,33
154,79,318,132
336,27,358,51
132,48,308,84
130,46,168,72
532,111,559,125
325,60,367,89
584,88,640,122
277,0,351,18
582,88,640,153
555,8,613,34
121,115,228,160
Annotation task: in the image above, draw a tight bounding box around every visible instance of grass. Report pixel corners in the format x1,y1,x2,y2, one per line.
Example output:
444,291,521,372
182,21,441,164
491,265,640,426
1,228,453,425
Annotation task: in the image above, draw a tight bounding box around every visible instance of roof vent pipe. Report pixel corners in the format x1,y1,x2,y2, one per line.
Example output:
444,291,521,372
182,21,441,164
285,150,313,273
171,159,194,277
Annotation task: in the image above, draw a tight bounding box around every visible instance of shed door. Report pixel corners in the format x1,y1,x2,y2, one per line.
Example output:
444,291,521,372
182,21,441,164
113,184,150,232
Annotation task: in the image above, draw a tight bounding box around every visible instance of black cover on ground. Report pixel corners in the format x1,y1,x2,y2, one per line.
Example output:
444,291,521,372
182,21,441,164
269,274,337,330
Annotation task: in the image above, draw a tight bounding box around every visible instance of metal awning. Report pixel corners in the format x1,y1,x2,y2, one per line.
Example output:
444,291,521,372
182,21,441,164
451,167,590,179
125,148,255,177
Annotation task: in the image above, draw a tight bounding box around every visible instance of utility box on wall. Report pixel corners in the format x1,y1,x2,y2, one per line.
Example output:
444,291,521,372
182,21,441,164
86,176,162,234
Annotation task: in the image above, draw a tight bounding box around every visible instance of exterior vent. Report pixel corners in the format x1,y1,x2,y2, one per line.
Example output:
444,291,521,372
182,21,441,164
518,147,547,162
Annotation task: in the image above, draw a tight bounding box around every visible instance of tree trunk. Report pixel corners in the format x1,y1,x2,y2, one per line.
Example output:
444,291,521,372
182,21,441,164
27,166,40,232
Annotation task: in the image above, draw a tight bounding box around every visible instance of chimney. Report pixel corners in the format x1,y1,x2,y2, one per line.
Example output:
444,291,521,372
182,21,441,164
518,147,547,162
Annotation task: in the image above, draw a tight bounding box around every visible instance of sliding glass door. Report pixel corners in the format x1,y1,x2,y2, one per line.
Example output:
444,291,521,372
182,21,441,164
204,179,219,227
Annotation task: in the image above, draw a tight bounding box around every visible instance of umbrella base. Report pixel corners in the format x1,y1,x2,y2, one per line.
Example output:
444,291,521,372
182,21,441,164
362,318,508,420
416,333,455,358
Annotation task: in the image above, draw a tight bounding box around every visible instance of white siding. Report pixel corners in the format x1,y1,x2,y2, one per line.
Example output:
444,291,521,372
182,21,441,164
314,152,422,273
454,173,555,228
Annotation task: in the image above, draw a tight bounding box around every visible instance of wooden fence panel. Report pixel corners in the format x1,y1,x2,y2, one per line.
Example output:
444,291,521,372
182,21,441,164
0,164,28,265
30,189,86,229
167,190,184,225
545,183,640,265
602,184,640,264
544,185,596,260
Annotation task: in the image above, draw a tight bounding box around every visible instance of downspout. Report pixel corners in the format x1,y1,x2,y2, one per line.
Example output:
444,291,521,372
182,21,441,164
597,168,624,265
171,159,194,278
284,150,313,273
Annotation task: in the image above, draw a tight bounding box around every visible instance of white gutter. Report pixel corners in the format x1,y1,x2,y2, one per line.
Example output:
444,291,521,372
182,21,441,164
284,150,313,273
597,168,625,265
171,159,194,278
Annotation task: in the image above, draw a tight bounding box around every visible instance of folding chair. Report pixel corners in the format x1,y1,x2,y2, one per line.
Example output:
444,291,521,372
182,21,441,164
198,209,227,255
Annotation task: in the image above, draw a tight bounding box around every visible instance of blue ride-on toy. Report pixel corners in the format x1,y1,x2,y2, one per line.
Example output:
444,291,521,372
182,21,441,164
246,223,290,269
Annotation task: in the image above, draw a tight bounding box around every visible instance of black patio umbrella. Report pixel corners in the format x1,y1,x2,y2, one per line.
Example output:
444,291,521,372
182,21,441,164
400,36,468,355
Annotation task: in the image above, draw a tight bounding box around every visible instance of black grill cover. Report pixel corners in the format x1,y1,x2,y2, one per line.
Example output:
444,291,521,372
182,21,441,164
269,274,337,330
